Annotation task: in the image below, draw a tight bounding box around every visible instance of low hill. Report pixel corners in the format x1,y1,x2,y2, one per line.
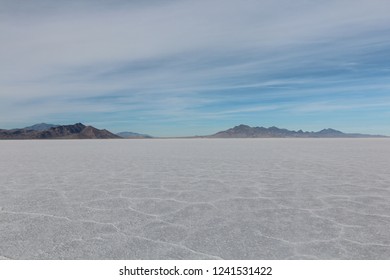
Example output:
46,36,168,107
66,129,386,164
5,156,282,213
116,131,152,138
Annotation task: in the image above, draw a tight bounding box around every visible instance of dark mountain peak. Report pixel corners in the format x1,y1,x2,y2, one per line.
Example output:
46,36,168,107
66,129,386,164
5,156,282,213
235,124,251,129
58,123,85,129
47,123,86,135
213,124,296,138
213,124,255,137
225,124,252,133
268,126,282,131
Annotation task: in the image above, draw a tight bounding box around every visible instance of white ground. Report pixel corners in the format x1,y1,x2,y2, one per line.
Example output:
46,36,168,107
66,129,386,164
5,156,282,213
1,139,390,259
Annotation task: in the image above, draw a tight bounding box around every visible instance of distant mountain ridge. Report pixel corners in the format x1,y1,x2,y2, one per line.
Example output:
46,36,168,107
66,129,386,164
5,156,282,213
1,123,386,139
0,123,120,139
208,124,386,138
117,131,152,138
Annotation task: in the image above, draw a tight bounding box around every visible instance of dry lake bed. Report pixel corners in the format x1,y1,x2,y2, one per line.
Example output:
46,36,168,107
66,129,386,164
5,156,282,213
0,139,390,259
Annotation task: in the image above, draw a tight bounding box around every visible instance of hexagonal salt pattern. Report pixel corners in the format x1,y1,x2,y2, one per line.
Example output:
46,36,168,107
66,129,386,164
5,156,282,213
1,139,390,259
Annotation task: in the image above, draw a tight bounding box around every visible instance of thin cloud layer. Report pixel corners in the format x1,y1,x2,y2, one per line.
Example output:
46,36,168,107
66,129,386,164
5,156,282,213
1,0,389,136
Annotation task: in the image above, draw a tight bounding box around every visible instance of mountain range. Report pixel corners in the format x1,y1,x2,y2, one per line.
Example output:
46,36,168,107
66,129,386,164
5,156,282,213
0,123,387,139
208,124,386,138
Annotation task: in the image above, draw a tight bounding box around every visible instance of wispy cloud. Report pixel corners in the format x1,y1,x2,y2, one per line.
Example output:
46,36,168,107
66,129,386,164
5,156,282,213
1,0,390,135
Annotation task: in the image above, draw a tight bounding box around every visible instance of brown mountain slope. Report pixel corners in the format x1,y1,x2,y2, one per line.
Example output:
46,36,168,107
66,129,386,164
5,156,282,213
0,123,121,139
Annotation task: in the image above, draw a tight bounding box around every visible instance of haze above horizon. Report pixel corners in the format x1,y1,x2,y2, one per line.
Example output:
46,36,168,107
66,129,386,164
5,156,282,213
1,0,389,137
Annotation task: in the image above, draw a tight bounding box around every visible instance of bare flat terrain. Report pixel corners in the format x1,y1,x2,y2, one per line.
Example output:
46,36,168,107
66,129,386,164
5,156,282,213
1,139,390,259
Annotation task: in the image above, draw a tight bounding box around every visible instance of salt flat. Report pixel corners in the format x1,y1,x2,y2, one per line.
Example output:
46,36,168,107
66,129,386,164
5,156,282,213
0,139,390,259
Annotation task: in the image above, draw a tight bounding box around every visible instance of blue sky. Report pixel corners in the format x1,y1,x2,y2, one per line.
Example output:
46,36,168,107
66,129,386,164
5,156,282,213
1,0,389,136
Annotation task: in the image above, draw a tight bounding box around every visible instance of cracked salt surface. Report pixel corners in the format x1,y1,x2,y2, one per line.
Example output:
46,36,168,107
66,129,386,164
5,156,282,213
0,139,390,259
